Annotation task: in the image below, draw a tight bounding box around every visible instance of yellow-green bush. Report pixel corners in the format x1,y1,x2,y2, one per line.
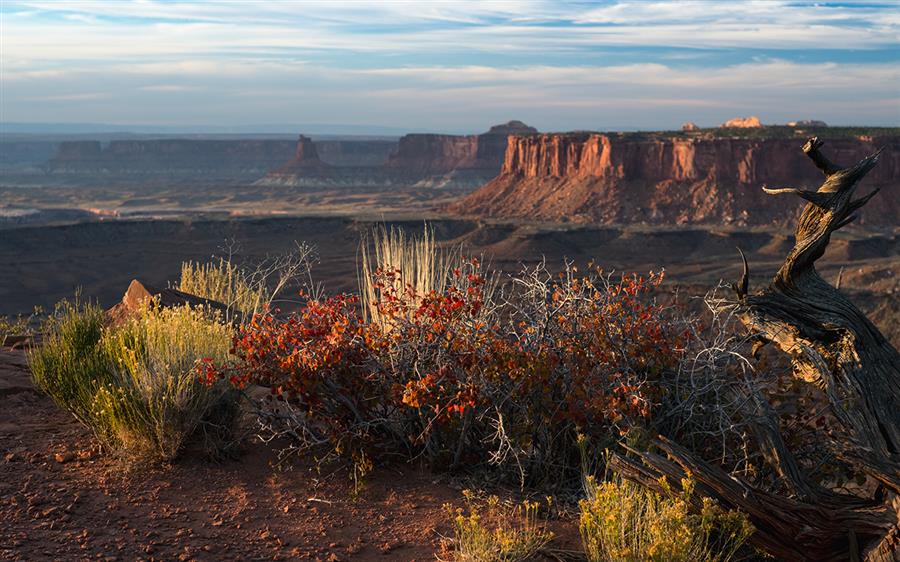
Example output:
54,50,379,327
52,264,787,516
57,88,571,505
30,299,235,463
579,475,753,562
441,490,553,562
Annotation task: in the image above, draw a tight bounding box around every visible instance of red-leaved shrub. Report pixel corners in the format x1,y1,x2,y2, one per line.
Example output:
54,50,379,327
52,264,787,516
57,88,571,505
203,261,714,487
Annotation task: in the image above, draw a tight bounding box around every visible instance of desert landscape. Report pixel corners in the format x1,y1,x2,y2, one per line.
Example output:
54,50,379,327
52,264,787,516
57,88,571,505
3,2,900,561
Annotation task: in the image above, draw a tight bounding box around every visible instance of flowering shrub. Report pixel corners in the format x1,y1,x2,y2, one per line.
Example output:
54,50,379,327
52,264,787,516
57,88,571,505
439,490,553,562
579,474,753,562
31,299,235,463
202,255,699,486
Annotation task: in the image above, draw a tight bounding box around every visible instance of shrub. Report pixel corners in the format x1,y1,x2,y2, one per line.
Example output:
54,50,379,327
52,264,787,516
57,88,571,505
30,299,112,432
206,254,691,488
30,299,235,463
177,257,270,317
440,490,553,562
202,293,384,461
175,242,316,321
579,475,752,562
100,304,235,460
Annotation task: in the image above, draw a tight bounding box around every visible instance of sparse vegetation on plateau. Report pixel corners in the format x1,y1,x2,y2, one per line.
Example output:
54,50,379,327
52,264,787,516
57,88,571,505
0,307,42,346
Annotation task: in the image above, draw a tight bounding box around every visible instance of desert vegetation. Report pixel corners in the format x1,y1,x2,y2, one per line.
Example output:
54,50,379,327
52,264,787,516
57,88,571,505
29,299,236,463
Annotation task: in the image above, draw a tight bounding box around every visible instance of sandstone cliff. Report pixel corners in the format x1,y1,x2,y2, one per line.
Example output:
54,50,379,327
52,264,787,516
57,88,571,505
721,116,762,128
452,132,899,226
259,121,537,188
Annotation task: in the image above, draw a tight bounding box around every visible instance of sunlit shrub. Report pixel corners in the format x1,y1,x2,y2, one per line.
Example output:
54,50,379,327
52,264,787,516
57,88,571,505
101,304,235,460
439,490,553,562
579,475,752,562
30,299,235,463
175,242,316,322
177,257,270,316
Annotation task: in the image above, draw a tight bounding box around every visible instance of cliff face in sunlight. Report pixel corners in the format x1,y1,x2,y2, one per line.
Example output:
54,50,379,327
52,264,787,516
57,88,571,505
452,133,900,226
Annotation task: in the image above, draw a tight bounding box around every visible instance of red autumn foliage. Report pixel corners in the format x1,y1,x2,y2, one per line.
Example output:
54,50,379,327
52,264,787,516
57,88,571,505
201,261,689,483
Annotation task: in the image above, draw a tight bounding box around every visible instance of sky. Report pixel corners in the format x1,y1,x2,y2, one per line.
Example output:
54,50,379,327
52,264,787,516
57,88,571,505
1,0,899,134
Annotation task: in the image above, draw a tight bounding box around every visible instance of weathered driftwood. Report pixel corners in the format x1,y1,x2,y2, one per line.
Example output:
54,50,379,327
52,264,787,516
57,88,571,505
612,138,900,561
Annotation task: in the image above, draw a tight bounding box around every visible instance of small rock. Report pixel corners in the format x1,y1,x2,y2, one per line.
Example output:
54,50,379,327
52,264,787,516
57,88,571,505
54,452,75,464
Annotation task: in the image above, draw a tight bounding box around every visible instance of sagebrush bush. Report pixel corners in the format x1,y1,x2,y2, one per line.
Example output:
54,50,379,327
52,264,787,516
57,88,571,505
440,490,553,562
101,304,235,460
579,475,752,562
30,299,236,463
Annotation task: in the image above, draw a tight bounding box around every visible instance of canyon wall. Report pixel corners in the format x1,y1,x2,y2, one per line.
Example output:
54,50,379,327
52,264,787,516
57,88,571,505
259,121,537,188
315,140,398,167
453,133,900,226
47,139,297,177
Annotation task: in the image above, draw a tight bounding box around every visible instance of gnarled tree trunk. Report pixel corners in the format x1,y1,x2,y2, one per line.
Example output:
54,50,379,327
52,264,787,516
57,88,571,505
612,138,900,561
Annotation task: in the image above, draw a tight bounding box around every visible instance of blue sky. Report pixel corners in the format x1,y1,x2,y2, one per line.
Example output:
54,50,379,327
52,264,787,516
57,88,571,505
1,0,898,133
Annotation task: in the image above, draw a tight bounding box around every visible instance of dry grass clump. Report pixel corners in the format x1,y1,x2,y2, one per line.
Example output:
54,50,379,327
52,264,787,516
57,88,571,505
177,257,270,317
175,242,316,321
440,490,553,562
579,475,752,562
359,224,464,328
29,299,235,463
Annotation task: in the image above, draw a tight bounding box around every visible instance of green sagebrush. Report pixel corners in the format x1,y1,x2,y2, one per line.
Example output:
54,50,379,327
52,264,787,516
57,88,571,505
29,298,236,463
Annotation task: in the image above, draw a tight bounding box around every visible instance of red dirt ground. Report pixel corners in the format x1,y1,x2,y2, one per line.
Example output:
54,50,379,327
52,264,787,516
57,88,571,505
0,346,580,561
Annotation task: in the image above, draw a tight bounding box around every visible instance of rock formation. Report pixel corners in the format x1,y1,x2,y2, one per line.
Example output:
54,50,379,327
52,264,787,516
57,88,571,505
787,119,828,127
314,140,398,167
258,122,537,189
452,132,899,226
721,116,763,128
47,139,297,178
106,279,231,324
682,122,700,132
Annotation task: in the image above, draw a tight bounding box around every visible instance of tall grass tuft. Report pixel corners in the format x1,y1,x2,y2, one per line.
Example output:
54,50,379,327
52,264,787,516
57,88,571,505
29,299,235,463
176,257,270,318
359,224,461,327
579,475,753,562
176,243,317,321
